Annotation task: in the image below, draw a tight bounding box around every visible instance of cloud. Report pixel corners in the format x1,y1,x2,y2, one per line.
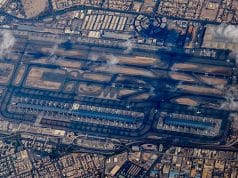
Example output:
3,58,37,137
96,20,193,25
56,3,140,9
231,52,238,66
149,86,155,96
88,53,100,61
228,49,238,66
87,52,119,68
220,86,238,111
0,30,15,57
213,24,238,111
220,98,238,111
214,24,238,65
48,43,59,64
230,113,238,130
123,39,134,54
106,54,118,65
50,43,58,56
214,84,225,91
215,24,238,42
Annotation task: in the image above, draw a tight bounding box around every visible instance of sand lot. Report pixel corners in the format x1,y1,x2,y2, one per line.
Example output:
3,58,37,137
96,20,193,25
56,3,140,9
21,0,48,18
25,67,65,90
0,63,14,84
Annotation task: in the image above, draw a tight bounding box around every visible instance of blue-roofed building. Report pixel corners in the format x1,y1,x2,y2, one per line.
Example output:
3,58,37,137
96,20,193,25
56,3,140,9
156,112,222,137
164,117,214,130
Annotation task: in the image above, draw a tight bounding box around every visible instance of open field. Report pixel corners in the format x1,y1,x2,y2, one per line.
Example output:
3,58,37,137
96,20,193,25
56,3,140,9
82,73,112,82
94,65,156,78
172,63,198,70
13,65,26,85
78,83,102,96
64,81,76,93
172,63,232,75
177,84,223,95
21,0,48,18
118,89,136,97
132,93,150,100
169,72,195,82
102,55,158,65
3,52,21,61
0,63,14,84
30,57,82,68
40,47,88,59
199,76,228,86
25,67,65,90
175,97,198,106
